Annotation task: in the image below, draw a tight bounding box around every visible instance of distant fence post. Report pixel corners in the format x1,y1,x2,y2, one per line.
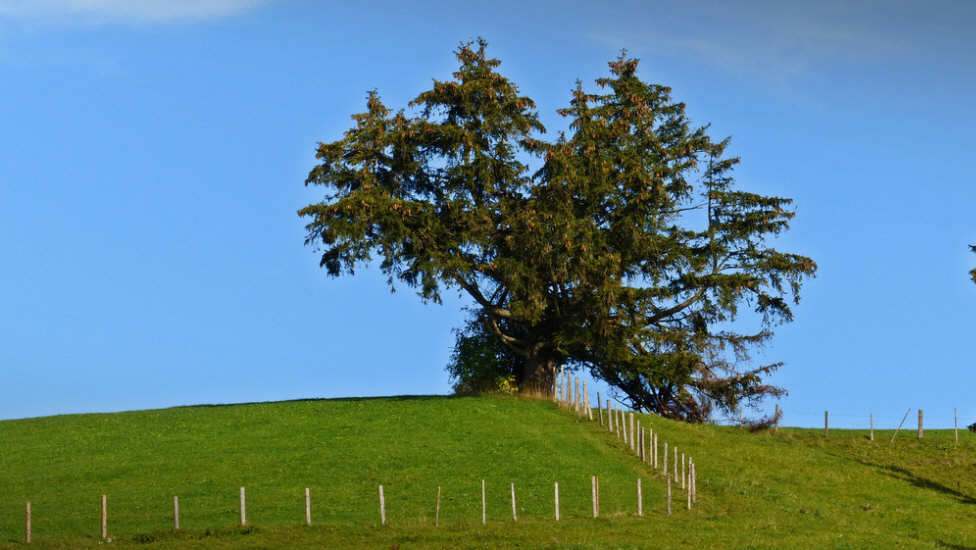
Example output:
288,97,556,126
379,485,386,526
774,404,779,433
554,482,560,521
824,411,829,438
100,494,108,540
511,483,517,521
436,486,441,527
26,501,31,544
918,409,923,439
891,408,911,443
956,408,959,443
870,414,874,441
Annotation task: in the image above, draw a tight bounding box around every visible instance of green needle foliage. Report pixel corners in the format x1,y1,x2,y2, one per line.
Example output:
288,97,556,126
300,40,816,421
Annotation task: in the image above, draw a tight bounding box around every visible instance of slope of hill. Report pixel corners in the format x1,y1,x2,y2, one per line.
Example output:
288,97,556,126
1,394,975,549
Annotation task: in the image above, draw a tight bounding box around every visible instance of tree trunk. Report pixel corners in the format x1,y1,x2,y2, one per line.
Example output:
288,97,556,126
518,344,557,396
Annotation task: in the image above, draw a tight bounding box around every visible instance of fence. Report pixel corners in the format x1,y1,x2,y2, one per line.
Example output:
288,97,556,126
817,408,964,442
5,373,698,543
13,473,690,543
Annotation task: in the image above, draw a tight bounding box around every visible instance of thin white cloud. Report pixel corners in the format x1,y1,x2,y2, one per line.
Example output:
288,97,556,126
0,0,272,25
590,0,950,84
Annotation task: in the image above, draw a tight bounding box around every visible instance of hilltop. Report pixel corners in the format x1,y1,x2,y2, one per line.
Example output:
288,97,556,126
1,394,975,549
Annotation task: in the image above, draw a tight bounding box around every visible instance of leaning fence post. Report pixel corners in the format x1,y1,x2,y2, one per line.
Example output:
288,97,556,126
891,408,911,443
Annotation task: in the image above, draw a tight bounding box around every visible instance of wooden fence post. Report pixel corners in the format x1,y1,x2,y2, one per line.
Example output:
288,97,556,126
554,482,560,521
598,392,603,425
101,495,108,540
174,496,180,531
653,433,658,468
870,413,874,441
774,404,779,433
607,400,613,432
918,409,923,439
511,483,517,521
663,442,668,475
591,476,598,518
891,408,911,443
681,453,686,489
691,461,697,503
824,411,829,438
629,413,635,451
379,485,386,526
673,446,678,480
240,487,246,526
26,502,31,544
482,480,486,525
637,478,643,517
436,486,442,527
305,488,311,526
956,408,959,443
574,376,580,413
667,474,672,516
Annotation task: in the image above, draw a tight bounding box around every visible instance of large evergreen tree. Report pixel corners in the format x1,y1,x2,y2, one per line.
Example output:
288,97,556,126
970,245,976,283
300,40,816,421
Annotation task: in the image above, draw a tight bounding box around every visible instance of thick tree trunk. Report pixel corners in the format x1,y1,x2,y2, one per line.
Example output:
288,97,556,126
518,344,557,397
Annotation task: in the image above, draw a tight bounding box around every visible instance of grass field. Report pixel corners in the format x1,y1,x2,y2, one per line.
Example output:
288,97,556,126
2,394,976,549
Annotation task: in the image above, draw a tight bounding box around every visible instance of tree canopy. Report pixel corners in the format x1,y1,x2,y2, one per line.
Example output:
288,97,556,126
970,245,976,284
300,40,816,422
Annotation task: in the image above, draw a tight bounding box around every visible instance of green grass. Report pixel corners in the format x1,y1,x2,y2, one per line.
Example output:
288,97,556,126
2,395,976,549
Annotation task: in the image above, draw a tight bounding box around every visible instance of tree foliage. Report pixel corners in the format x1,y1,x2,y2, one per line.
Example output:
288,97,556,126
970,245,976,284
300,40,817,422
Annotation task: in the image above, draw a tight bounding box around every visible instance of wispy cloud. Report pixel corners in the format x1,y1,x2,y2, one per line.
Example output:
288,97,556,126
590,0,952,84
0,0,272,25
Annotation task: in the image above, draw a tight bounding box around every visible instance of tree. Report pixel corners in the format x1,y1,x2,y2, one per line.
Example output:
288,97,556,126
300,40,816,421
970,245,976,284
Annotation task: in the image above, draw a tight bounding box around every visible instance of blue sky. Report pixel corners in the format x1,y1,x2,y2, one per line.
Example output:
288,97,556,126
1,0,974,428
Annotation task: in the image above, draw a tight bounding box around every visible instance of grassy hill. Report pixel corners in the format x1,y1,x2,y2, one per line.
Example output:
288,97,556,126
1,394,975,549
